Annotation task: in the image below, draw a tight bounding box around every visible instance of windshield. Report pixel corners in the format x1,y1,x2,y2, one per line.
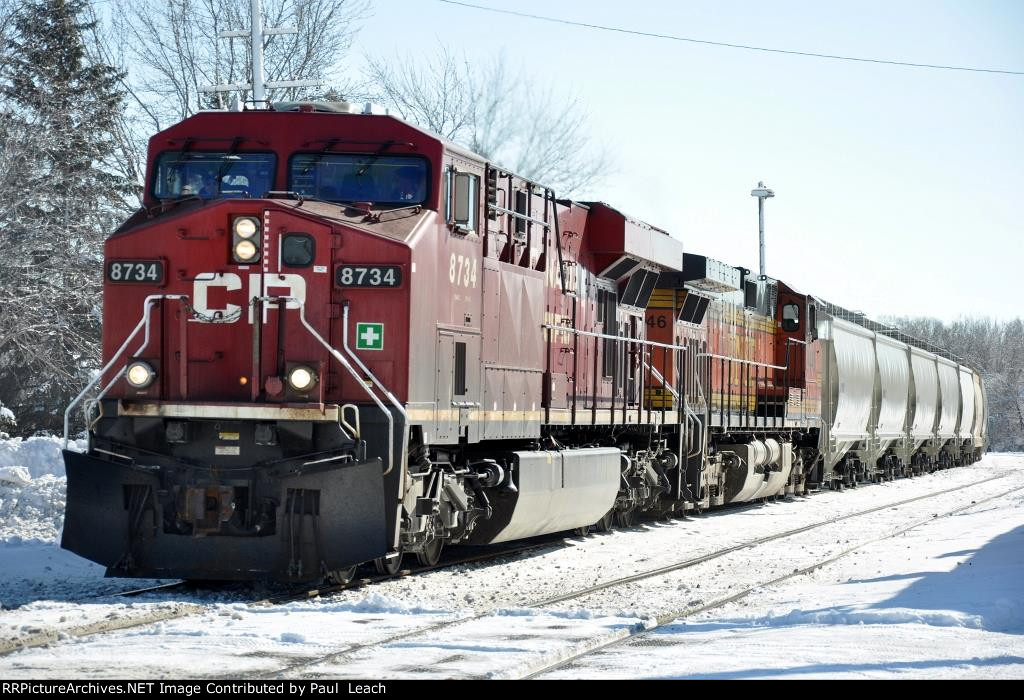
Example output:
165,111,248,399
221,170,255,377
289,154,428,205
153,151,276,200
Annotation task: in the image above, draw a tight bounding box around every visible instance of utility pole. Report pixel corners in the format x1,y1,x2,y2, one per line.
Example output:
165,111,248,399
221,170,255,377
750,181,775,279
199,0,321,107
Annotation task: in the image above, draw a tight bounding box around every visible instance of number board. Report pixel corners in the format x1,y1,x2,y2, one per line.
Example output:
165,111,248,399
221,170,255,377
335,265,402,288
106,260,165,284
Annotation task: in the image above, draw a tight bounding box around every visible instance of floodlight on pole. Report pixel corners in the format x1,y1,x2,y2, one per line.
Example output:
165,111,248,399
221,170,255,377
750,181,775,279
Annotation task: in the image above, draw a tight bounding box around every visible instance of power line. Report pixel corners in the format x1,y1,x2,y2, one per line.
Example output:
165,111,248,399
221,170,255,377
435,0,1024,77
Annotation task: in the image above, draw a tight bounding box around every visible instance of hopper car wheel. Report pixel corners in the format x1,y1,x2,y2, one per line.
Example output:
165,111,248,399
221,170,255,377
573,526,590,537
593,510,614,533
416,538,444,567
615,509,636,529
374,551,404,576
326,566,359,586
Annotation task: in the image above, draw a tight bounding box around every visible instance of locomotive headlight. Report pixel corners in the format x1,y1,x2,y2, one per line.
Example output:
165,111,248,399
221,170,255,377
125,361,156,389
234,239,259,261
287,365,318,393
232,216,261,263
233,217,259,238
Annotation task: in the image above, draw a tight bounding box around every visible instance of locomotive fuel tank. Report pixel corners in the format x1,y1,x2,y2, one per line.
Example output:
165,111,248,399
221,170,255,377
463,447,620,544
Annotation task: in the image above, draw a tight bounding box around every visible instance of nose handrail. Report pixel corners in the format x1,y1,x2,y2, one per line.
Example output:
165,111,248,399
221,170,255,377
340,303,410,482
266,296,397,477
63,295,189,450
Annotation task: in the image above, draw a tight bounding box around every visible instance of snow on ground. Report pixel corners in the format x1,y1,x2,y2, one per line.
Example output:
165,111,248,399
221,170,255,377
543,487,1024,679
0,435,85,547
0,443,1022,679
0,436,162,608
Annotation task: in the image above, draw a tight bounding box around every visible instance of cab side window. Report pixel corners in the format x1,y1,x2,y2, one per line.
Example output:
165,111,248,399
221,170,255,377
782,303,800,332
448,169,478,234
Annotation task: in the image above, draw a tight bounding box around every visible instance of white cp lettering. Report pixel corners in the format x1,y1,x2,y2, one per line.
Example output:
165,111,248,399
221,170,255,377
190,272,242,322
190,273,307,324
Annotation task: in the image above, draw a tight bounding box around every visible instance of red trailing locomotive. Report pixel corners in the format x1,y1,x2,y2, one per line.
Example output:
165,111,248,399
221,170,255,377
61,102,987,581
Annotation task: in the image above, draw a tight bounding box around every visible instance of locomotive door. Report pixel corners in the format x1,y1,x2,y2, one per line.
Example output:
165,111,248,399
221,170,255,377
434,330,481,443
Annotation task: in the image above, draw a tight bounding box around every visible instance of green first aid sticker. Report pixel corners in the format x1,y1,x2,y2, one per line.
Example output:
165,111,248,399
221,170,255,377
356,322,384,351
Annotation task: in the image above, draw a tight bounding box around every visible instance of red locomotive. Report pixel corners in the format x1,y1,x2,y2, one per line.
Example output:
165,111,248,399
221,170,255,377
61,102,987,581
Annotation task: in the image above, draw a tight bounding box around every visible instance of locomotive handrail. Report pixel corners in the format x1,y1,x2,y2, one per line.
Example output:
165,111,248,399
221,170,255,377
641,356,680,400
541,324,689,353
262,296,397,478
341,303,410,481
488,204,551,229
698,352,787,371
83,295,192,433
63,294,189,449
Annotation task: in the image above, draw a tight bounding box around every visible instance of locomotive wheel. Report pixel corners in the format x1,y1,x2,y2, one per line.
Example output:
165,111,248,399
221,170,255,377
374,551,404,576
416,538,444,567
326,565,359,586
593,510,614,533
615,509,636,528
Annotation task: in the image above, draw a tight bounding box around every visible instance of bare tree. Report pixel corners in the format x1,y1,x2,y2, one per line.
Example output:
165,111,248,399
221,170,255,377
365,49,611,197
115,0,371,130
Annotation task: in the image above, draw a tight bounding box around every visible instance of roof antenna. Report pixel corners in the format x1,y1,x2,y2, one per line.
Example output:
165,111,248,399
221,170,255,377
199,0,322,108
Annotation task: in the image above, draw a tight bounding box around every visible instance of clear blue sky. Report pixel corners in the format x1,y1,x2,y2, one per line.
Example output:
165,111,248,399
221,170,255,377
348,0,1023,321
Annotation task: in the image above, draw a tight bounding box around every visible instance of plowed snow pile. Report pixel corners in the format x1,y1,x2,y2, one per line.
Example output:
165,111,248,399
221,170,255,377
0,437,82,545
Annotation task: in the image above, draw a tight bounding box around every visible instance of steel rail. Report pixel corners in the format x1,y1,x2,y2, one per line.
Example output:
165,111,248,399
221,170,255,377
0,541,561,659
253,466,1008,678
521,479,1024,679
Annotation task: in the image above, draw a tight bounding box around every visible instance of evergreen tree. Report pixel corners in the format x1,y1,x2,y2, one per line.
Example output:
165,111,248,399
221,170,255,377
0,0,133,434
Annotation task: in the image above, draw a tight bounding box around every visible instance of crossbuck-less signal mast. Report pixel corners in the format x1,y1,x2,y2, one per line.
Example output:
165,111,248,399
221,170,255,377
199,0,321,105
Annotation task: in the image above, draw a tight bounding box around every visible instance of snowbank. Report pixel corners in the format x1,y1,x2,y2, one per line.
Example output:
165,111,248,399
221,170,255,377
0,436,83,546
0,474,66,545
0,435,84,480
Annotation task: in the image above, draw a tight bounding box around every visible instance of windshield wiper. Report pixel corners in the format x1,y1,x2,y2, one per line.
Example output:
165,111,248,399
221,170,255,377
355,140,397,177
301,138,340,174
214,137,245,189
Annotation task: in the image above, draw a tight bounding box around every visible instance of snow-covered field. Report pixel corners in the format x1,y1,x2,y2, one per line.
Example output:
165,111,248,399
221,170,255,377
0,438,1022,679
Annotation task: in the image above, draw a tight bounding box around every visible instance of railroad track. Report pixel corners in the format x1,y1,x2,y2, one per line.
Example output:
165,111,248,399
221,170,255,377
520,480,1024,679
0,540,559,658
254,469,1018,679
